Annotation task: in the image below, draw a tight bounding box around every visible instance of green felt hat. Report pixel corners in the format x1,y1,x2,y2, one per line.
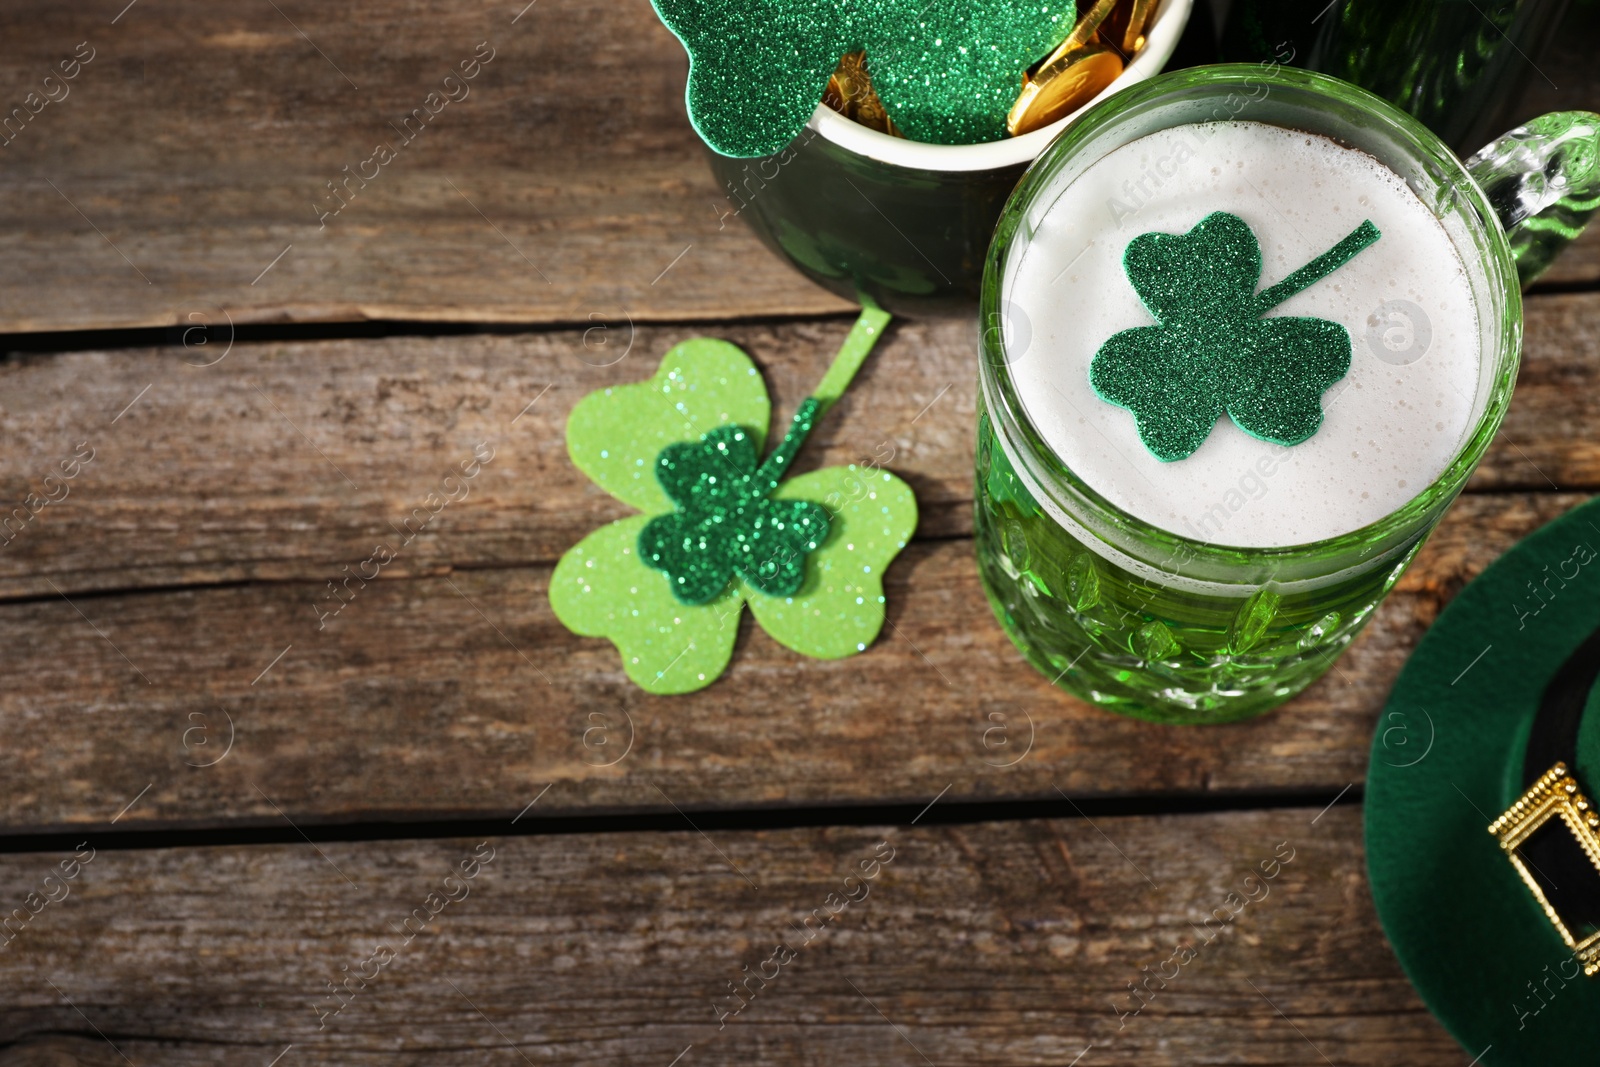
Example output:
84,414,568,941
1367,497,1600,1063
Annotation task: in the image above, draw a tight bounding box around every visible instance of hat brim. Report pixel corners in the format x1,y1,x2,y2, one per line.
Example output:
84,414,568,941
1367,497,1600,1062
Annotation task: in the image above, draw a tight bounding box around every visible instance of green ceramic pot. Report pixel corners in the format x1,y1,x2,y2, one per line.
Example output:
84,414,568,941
706,0,1196,314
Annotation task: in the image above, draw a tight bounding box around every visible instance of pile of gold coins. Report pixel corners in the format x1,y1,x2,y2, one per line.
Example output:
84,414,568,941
821,0,1157,139
822,51,901,137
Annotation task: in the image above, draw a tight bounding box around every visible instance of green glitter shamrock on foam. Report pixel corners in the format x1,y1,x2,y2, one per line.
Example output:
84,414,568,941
650,0,1078,157
1090,211,1381,462
550,304,917,694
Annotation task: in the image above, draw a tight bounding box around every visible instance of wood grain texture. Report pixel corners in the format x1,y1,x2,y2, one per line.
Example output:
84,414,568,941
0,317,973,598
0,0,1594,335
1537,221,1600,289
0,292,1595,601
0,0,855,335
0,294,1590,831
0,809,1468,1066
0,5,1589,1062
0,488,1581,834
1473,291,1600,490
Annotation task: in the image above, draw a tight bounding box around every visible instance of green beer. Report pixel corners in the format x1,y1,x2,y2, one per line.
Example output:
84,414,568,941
974,67,1551,723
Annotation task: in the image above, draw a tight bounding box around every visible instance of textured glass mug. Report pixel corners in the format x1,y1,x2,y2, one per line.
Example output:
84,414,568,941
976,65,1600,724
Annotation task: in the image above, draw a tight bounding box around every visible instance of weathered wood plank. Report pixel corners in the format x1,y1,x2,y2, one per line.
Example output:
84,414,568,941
1472,290,1600,490
0,292,1594,600
0,0,854,335
1537,220,1600,290
0,489,1580,834
0,0,1594,336
0,317,973,598
0,809,1465,1065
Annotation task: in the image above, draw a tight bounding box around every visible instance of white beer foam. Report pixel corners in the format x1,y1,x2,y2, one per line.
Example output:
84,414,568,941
1003,120,1481,548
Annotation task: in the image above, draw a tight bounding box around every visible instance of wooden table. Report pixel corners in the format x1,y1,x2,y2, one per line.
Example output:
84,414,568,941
0,2,1595,1064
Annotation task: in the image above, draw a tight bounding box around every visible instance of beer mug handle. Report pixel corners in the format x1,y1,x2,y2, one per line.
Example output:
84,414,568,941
1466,110,1600,288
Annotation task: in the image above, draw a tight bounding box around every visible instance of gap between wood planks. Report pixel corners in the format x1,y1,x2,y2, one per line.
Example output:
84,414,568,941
0,269,1593,353
0,310,875,358
0,784,1363,854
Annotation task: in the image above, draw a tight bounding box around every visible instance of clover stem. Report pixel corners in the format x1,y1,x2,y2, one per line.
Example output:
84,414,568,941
755,298,893,491
1250,219,1380,317
755,396,823,490
812,297,894,414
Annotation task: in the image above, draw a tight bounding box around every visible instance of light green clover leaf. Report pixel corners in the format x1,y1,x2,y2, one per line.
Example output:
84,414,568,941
550,313,917,694
550,514,744,694
566,337,770,514
754,464,917,659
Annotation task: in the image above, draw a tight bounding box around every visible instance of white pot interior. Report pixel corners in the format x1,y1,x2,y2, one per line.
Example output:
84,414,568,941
808,0,1197,172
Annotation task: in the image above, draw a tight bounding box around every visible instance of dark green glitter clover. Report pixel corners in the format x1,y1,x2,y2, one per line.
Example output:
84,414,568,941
640,398,831,603
649,0,1076,156
1090,211,1381,462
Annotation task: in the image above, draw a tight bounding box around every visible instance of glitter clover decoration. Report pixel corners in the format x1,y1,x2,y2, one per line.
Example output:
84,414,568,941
550,307,918,694
649,0,1078,157
1089,210,1382,462
640,401,831,602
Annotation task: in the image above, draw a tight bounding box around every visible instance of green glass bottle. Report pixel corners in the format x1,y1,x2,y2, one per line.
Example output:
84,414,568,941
1220,0,1572,152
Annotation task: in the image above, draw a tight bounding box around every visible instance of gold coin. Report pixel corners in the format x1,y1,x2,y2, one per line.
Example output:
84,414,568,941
1033,0,1120,72
824,51,900,137
824,52,870,112
1007,43,1124,136
1102,0,1157,57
